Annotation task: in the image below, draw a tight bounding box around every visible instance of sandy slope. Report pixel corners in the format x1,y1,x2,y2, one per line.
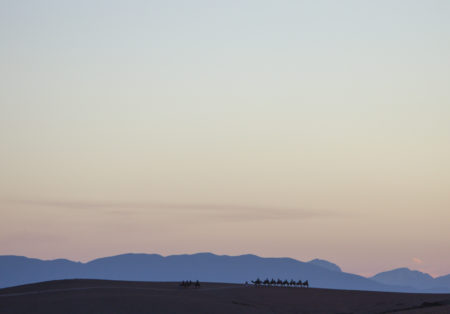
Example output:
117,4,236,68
0,279,449,314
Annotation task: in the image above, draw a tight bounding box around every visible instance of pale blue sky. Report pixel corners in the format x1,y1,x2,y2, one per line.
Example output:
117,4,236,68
1,0,449,276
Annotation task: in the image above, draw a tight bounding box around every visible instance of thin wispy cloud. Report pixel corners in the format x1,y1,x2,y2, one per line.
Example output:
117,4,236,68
5,199,342,222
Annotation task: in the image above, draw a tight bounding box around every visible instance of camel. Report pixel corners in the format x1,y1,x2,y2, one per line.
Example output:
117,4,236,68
249,278,309,288
251,278,262,287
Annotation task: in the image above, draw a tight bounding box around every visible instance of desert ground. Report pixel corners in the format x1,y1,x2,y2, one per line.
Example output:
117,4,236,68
0,279,449,314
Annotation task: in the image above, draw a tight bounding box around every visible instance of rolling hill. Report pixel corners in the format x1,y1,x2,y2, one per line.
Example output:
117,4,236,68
1,279,450,314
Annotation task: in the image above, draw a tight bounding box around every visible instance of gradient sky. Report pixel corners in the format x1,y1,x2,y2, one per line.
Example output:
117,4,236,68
1,0,449,277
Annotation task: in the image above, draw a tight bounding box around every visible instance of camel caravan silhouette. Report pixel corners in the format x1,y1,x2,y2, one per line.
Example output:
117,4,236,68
250,278,309,288
179,278,309,289
180,280,201,288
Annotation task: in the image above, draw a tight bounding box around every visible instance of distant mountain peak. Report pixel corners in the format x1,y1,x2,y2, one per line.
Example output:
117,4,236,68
394,267,410,271
308,259,342,272
371,267,435,290
374,268,433,278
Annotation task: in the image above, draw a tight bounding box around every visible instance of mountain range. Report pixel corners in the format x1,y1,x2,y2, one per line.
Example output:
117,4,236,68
1,253,448,293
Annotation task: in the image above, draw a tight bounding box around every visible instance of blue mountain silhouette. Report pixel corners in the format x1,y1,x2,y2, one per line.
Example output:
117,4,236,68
1,253,448,292
370,267,450,292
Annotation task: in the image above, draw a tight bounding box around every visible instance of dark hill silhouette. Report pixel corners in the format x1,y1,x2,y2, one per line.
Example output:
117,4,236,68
1,279,450,314
1,253,449,293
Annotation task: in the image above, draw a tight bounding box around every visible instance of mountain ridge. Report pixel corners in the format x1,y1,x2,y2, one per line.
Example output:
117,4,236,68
1,253,448,293
308,258,342,272
370,267,448,291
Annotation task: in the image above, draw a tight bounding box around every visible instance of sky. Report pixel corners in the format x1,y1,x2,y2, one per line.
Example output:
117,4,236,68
1,0,449,277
